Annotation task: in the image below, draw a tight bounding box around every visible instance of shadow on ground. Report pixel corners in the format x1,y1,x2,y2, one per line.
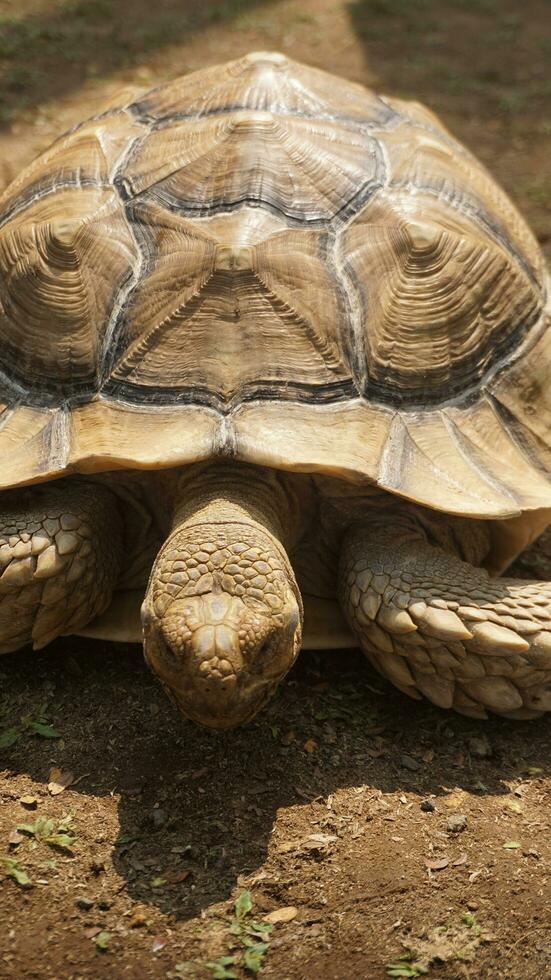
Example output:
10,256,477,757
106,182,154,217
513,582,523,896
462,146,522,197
1,638,549,921
347,0,551,122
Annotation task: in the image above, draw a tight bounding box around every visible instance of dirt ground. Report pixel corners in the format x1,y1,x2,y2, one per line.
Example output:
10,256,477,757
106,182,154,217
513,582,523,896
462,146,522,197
0,1,550,978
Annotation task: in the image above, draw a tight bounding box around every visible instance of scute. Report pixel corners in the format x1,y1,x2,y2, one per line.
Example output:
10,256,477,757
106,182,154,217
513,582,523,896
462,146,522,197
0,186,139,388
341,189,543,401
0,51,550,526
0,109,144,219
120,112,383,220
109,205,351,401
133,50,396,125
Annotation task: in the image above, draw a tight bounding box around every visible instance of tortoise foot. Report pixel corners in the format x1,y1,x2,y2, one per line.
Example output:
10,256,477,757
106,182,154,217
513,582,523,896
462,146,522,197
0,479,123,653
339,520,551,719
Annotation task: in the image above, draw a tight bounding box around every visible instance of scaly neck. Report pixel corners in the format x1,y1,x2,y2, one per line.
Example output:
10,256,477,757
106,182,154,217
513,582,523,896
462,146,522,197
169,463,302,550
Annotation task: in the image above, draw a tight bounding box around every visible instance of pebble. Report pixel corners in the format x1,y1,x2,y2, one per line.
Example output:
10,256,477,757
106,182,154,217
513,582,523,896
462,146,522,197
130,910,149,928
150,807,167,829
420,799,436,812
447,812,468,833
400,754,421,772
75,897,94,910
467,735,492,758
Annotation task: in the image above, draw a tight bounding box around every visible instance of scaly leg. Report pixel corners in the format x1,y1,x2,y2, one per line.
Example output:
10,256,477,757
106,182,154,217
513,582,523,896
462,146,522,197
0,479,123,653
339,521,551,719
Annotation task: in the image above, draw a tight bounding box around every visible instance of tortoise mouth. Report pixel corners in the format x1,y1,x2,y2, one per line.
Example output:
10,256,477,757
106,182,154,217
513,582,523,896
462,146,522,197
142,614,290,730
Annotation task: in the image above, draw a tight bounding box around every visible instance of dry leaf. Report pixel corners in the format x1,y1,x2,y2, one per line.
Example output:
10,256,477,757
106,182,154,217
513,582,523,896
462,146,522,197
303,739,317,754
190,768,208,780
264,906,298,924
48,768,75,795
307,833,337,845
151,937,166,952
280,731,295,746
443,792,465,810
166,869,191,884
18,796,38,808
424,857,450,871
452,853,468,866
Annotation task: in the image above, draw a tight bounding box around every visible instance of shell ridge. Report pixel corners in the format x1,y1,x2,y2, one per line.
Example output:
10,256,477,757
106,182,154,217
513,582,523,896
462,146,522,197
440,411,517,503
110,268,217,380
486,390,551,468
48,406,71,471
392,181,541,289
377,412,404,488
252,271,352,381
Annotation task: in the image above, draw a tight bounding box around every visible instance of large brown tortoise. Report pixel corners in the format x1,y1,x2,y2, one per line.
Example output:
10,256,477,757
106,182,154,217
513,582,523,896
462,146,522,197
1,52,551,729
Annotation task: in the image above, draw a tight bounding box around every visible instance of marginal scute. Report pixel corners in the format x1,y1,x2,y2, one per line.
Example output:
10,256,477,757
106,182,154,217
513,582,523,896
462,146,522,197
376,411,518,517
444,395,551,515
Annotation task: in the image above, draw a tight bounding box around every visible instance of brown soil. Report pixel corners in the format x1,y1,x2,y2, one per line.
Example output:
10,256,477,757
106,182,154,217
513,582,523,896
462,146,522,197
0,2,550,978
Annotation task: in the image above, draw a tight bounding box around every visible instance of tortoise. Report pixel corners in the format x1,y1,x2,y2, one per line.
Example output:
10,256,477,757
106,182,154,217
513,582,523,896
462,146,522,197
1,51,551,730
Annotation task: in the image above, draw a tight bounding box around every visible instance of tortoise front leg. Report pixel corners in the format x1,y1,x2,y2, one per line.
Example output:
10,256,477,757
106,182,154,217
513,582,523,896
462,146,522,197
338,521,551,719
0,479,123,653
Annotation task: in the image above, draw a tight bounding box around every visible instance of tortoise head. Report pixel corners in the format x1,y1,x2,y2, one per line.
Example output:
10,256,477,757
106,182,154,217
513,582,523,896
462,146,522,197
141,524,302,729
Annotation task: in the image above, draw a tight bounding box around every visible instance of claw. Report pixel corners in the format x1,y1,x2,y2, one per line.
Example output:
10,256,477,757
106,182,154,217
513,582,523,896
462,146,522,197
377,604,417,634
462,676,523,712
360,592,381,621
411,604,473,641
412,669,455,709
470,621,530,654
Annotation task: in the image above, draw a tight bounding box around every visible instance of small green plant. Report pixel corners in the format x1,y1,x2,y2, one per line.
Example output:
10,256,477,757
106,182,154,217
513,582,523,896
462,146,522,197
0,703,61,747
386,951,428,977
0,856,31,887
17,814,76,852
462,913,482,937
94,931,111,951
206,956,238,979
206,891,274,977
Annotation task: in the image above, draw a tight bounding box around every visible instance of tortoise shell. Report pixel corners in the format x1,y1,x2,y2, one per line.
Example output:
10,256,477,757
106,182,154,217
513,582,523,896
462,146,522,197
0,51,550,520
